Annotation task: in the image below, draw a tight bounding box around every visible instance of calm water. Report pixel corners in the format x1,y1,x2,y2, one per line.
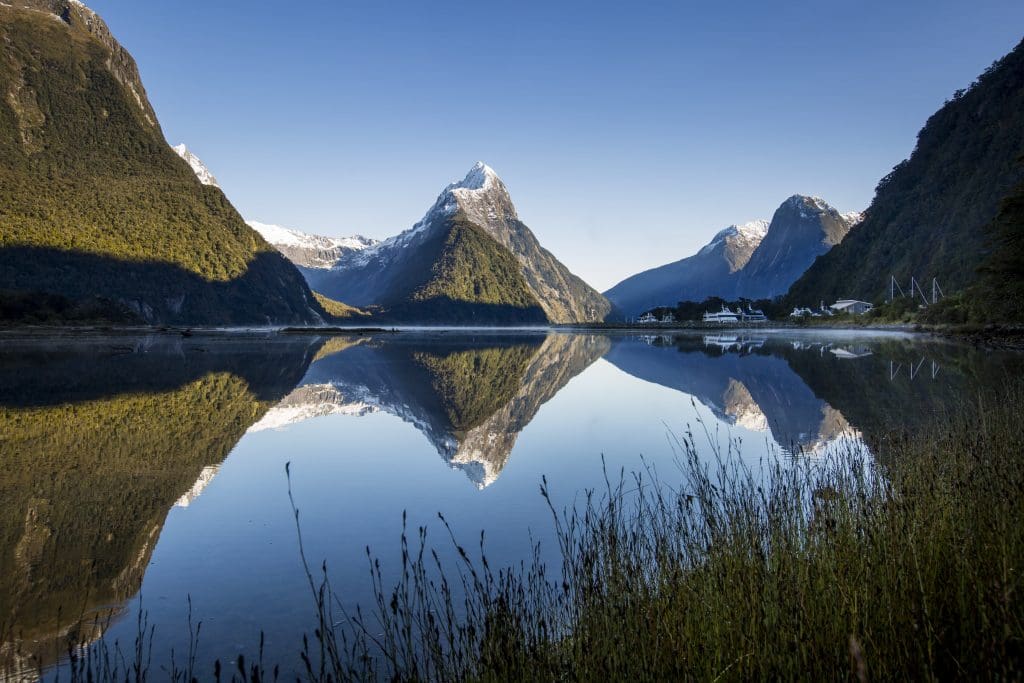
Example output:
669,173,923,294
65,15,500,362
1,329,1020,678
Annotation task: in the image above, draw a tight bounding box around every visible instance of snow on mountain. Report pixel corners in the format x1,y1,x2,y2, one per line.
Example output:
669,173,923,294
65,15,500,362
320,161,610,322
172,144,219,188
247,384,378,433
605,218,769,316
174,465,220,508
247,220,377,270
698,220,770,270
841,210,865,227
342,161,505,270
734,195,859,299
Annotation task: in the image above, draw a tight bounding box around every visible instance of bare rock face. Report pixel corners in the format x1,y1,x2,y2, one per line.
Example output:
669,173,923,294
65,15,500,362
736,195,858,299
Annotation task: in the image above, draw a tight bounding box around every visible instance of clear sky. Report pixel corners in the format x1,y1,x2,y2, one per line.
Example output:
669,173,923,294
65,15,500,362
87,0,1024,291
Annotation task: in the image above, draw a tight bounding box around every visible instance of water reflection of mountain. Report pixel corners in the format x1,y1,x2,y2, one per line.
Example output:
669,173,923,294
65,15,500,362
606,335,856,452
251,333,610,487
777,337,1024,454
606,333,1024,457
0,337,318,678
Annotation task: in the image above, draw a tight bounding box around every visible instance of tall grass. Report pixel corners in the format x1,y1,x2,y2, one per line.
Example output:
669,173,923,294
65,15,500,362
40,386,1024,681
297,389,1024,681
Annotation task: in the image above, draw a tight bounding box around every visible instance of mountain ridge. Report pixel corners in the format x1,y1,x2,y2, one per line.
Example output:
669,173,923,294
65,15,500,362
605,195,860,317
316,163,611,323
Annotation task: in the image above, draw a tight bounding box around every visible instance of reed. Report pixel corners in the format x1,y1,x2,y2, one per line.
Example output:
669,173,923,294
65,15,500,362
49,385,1024,681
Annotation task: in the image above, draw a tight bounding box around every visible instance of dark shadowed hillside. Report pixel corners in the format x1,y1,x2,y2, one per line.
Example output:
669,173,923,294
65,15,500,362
787,37,1024,305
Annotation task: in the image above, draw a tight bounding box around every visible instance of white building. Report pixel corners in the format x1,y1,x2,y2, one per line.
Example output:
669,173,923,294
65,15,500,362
830,299,874,315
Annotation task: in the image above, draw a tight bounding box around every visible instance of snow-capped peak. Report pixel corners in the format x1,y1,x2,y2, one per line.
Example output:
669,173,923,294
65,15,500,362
247,221,376,252
449,161,498,192
247,220,378,269
172,144,220,188
841,210,864,227
700,220,769,255
339,162,514,269
734,219,770,240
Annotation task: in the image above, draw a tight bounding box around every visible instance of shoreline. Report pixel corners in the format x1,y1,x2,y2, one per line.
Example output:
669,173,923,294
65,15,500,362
1,321,1022,348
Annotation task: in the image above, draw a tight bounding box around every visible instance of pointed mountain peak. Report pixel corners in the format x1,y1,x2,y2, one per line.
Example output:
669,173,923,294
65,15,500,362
450,161,499,191
411,162,516,233
173,143,220,188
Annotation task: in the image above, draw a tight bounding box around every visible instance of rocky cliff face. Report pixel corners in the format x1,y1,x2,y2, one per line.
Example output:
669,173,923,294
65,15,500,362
316,163,611,323
737,195,858,299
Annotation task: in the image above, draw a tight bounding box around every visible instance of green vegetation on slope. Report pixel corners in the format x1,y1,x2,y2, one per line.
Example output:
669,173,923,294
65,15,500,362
0,6,320,324
0,338,316,675
380,214,548,323
787,37,1024,306
312,291,368,320
977,169,1024,321
413,216,545,310
413,343,538,434
919,164,1024,325
0,375,273,671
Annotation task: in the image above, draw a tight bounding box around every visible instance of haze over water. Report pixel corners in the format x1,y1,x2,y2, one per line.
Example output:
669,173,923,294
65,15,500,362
1,330,1018,678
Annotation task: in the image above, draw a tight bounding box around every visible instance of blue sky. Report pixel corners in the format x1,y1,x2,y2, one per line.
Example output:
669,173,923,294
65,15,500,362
88,0,1024,290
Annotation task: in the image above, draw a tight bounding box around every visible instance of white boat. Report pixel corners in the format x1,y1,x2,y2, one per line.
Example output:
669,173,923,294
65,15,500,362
703,306,741,324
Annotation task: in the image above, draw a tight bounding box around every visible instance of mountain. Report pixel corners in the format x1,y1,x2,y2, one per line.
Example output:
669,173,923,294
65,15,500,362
314,163,611,323
604,195,859,317
251,333,609,487
736,195,859,299
170,146,379,288
786,37,1024,305
604,336,858,454
0,336,318,675
246,220,378,274
604,220,768,317
0,1,323,325
172,144,219,188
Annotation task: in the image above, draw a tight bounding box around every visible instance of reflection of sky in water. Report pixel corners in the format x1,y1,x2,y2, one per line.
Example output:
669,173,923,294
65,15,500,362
11,331,1011,679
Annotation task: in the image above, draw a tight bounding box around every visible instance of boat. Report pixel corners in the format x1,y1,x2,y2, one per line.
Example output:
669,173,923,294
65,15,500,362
742,306,767,323
703,306,741,324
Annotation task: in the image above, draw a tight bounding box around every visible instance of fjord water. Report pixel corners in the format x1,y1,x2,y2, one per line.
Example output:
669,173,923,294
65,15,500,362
1,330,1019,678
